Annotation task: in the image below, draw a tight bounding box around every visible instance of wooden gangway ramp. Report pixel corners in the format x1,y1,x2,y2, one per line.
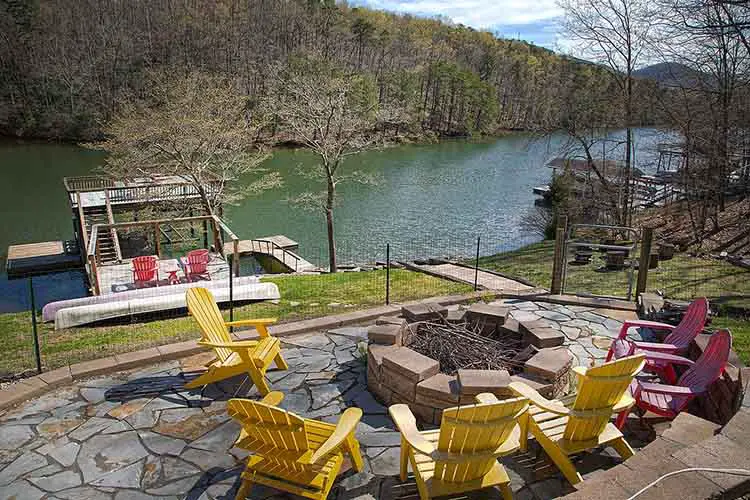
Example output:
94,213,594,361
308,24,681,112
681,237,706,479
224,235,318,273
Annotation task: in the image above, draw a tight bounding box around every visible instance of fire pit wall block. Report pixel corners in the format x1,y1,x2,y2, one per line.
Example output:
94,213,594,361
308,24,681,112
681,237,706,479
457,369,514,398
524,348,574,396
519,320,565,348
415,373,463,425
367,344,401,405
367,323,405,346
401,303,449,322
465,303,510,334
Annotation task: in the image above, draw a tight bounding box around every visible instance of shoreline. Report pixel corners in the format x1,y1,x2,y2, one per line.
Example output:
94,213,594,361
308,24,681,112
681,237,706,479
0,127,532,149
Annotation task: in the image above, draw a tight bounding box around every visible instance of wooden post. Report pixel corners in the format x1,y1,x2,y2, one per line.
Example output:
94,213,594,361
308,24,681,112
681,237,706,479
155,223,161,258
636,227,654,299
211,221,221,253
76,192,89,253
88,255,100,295
551,216,568,295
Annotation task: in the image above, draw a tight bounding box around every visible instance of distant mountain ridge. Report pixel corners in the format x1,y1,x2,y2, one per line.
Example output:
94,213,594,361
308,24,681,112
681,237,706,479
634,62,709,88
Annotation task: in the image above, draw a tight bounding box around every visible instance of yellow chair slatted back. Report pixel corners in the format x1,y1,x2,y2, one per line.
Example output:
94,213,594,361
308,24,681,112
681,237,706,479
227,398,311,473
564,354,645,442
186,287,233,363
435,396,528,483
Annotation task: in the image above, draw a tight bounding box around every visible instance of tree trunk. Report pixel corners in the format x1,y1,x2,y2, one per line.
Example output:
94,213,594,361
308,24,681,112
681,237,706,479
326,177,337,273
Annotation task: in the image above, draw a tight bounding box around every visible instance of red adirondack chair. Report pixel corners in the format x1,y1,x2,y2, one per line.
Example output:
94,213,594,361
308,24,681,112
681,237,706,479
180,249,211,282
132,255,159,288
607,297,709,381
615,329,731,429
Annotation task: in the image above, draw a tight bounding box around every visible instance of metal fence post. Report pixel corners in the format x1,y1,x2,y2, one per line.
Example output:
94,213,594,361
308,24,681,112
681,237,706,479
551,215,568,295
474,236,481,291
385,243,390,305
636,227,654,300
228,254,234,333
30,277,42,374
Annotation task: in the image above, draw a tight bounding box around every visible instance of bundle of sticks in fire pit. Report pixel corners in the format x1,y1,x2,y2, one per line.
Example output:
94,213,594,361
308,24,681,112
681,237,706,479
408,320,524,375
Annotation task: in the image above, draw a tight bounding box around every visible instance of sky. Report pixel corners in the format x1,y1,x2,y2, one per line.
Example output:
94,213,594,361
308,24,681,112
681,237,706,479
348,0,565,50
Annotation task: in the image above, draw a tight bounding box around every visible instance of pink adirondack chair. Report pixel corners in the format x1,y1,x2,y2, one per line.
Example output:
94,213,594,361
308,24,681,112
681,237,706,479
607,297,709,382
180,249,211,282
132,255,159,288
615,329,731,429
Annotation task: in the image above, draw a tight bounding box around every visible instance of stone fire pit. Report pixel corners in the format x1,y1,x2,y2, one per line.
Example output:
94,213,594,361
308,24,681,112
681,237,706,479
366,302,573,425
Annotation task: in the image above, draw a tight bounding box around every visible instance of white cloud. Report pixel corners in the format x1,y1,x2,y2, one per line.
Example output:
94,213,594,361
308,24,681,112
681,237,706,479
352,0,563,29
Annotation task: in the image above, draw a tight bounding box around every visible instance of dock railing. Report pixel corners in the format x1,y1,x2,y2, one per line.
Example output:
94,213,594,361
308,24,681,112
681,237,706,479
86,215,237,294
64,175,222,208
254,238,301,272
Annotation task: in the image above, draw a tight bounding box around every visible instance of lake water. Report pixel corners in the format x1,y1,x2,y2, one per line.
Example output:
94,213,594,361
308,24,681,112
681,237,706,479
0,129,668,312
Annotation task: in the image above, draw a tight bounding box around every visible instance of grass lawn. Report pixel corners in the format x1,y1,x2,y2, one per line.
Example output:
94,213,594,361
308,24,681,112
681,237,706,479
0,269,471,377
712,316,750,364
477,240,750,362
478,240,750,307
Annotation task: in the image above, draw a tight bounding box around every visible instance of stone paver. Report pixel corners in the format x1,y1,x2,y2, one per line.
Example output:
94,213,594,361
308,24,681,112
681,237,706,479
0,299,645,500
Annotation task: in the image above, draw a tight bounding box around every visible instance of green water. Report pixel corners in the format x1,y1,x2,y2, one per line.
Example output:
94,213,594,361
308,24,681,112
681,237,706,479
0,129,668,311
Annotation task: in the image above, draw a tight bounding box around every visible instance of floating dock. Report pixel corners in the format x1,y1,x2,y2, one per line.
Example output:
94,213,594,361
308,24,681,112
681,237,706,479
6,240,82,278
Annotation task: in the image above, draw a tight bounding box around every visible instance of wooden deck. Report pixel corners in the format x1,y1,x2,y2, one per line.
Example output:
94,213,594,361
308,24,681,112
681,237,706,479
6,240,82,277
96,252,229,295
65,175,220,210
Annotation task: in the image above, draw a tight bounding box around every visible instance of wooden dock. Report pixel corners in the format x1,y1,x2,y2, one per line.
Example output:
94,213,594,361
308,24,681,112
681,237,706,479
224,235,318,273
6,240,82,277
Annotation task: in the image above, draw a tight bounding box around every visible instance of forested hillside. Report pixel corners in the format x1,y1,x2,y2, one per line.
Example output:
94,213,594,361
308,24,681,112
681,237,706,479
0,0,659,141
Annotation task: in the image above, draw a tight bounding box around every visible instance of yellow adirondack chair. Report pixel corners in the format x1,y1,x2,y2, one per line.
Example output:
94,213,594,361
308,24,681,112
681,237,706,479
510,353,646,485
389,393,529,500
228,391,365,500
183,287,288,396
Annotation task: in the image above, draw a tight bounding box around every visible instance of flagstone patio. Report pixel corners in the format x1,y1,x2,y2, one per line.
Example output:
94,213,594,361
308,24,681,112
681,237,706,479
0,299,651,500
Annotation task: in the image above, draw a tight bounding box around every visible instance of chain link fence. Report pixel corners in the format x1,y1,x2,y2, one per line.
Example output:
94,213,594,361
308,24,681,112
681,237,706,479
5,227,748,379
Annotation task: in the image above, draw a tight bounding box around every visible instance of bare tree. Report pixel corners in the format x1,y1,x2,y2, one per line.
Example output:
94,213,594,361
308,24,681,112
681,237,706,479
265,56,381,272
648,0,749,243
559,0,654,226
92,70,281,249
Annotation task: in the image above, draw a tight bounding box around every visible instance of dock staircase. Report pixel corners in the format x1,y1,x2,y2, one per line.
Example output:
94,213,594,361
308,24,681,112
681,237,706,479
77,192,122,264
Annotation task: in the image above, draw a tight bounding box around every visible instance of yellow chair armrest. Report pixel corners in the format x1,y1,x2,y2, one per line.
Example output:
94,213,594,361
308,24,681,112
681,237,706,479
306,408,363,464
509,382,569,416
198,340,259,350
611,393,636,414
475,392,500,404
388,404,436,456
260,391,285,407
